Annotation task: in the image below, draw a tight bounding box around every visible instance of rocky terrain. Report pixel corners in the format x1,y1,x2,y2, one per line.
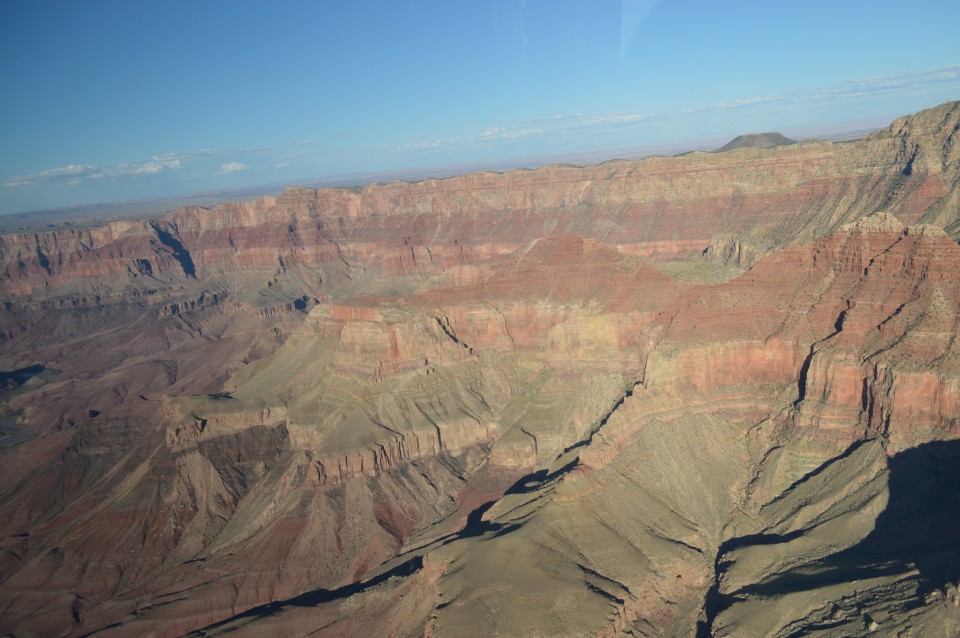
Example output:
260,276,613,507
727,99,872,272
0,100,959,637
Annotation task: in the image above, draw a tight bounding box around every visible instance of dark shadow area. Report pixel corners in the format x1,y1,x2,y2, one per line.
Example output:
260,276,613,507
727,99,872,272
503,456,579,496
733,559,909,598
35,247,52,274
443,499,513,542
394,458,588,558
504,467,550,494
764,440,868,509
0,365,45,447
187,556,424,636
902,147,918,176
699,439,960,636
464,500,496,529
795,349,815,405
0,363,44,389
563,384,637,454
398,465,567,556
150,223,196,278
794,311,847,408
847,439,960,591
434,316,471,351
441,498,528,544
439,456,582,543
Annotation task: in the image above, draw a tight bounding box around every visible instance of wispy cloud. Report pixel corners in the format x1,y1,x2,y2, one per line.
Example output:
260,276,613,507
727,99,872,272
392,62,959,157
219,161,247,174
479,126,508,138
812,66,959,100
681,65,960,115
522,110,657,130
4,154,188,188
397,110,659,153
155,150,216,161
401,139,450,151
5,164,93,188
478,126,546,141
680,95,785,114
292,132,350,146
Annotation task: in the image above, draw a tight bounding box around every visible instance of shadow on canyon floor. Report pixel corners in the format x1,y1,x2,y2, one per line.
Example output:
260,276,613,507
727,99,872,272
187,462,568,634
181,556,424,637
185,439,960,636
0,363,44,390
699,438,960,635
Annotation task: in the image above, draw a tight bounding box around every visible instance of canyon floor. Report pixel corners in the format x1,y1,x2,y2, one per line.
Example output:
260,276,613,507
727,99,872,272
2,101,960,637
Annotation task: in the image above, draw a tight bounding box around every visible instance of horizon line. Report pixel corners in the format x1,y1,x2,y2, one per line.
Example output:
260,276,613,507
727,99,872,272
0,117,889,230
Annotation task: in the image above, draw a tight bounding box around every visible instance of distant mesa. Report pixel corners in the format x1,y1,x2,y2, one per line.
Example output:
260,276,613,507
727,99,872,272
715,131,797,152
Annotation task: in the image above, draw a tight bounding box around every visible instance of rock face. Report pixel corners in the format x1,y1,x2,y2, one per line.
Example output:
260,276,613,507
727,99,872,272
1,101,960,637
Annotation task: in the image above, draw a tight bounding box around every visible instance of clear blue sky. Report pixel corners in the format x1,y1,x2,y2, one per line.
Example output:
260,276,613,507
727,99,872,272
1,0,958,214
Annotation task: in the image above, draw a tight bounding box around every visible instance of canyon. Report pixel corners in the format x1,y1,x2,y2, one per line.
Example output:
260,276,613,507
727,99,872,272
0,100,959,636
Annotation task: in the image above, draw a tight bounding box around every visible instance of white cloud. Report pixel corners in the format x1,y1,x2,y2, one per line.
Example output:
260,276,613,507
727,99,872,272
132,159,182,175
398,138,450,151
292,132,350,146
1,147,258,189
576,112,656,126
396,110,659,154
476,126,546,141
4,164,94,187
681,65,960,115
680,95,785,114
819,66,959,99
523,111,657,131
712,95,785,109
480,126,508,138
394,64,954,156
3,155,184,188
219,161,247,173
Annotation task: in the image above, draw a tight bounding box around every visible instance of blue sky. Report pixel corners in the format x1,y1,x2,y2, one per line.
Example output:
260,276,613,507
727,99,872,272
1,0,959,214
